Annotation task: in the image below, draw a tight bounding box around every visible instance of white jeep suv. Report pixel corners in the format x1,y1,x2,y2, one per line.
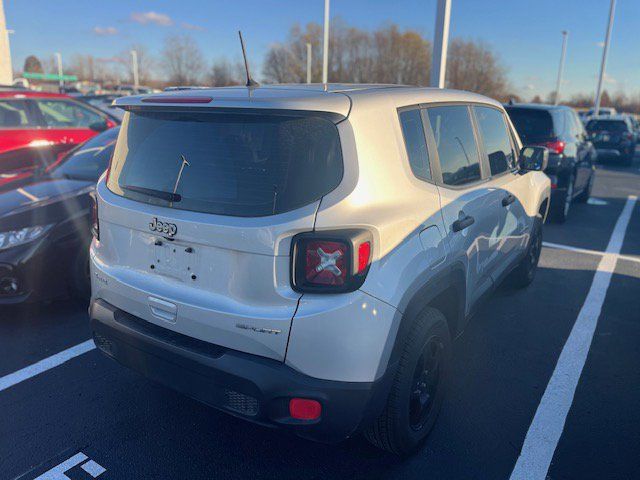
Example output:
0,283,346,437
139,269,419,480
89,84,550,455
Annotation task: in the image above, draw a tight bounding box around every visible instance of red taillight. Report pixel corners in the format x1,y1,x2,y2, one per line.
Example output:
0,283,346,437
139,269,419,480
623,132,633,140
289,398,321,420
305,240,348,286
292,230,373,293
543,140,565,155
358,241,371,274
90,193,99,240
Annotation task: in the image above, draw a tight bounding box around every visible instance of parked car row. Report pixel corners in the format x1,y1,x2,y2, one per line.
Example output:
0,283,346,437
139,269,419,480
0,90,117,175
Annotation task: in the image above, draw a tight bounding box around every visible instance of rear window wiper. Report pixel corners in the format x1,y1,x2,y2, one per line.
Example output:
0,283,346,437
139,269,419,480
121,185,182,202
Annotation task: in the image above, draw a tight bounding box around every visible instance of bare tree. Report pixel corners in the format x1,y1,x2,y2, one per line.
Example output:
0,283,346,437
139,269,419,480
275,21,430,85
23,55,44,74
122,44,155,84
209,58,243,86
263,44,300,83
161,35,206,85
446,39,509,98
372,25,430,85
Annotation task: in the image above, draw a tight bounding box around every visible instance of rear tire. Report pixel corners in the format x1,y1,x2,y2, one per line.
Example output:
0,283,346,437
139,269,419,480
550,173,574,223
575,172,594,203
510,216,543,289
365,307,451,456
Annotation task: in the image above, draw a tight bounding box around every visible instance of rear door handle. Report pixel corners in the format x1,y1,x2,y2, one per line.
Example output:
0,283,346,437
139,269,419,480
502,194,516,207
452,215,475,232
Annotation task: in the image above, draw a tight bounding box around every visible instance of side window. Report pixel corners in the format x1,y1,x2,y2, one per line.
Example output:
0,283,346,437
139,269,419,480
427,105,481,186
35,100,103,128
0,100,34,128
474,106,516,176
399,109,432,181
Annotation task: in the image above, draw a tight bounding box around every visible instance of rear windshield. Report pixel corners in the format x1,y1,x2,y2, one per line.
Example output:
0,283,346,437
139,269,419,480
505,108,554,144
586,120,628,133
107,110,343,217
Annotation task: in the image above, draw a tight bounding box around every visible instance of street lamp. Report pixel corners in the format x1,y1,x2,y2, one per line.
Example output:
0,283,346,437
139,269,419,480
554,31,569,105
130,50,139,89
322,0,329,84
54,52,63,91
430,0,452,88
594,0,616,116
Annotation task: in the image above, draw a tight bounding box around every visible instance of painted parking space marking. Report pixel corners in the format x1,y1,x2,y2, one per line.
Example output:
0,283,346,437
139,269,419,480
510,195,637,480
543,241,640,265
0,340,95,393
32,452,106,479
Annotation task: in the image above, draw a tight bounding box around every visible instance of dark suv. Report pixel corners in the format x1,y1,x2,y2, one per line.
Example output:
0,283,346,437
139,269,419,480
505,104,596,223
586,115,636,166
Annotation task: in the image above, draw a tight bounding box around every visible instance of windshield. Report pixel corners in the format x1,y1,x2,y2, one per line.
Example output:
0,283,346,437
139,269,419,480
107,109,343,217
505,107,555,144
52,127,119,181
586,120,628,133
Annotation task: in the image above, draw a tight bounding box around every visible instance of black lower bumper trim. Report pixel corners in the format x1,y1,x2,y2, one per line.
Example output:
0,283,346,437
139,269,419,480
90,299,393,443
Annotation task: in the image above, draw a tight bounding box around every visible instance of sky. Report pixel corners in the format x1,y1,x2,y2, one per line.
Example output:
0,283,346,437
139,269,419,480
4,0,639,100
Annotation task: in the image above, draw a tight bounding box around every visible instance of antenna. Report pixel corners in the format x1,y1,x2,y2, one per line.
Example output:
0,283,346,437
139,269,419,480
238,31,259,88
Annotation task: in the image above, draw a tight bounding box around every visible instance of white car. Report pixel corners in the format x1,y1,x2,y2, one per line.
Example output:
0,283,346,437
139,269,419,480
89,84,550,454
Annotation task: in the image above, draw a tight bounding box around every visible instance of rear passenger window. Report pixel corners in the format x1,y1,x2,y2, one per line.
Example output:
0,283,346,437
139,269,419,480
427,106,481,186
399,109,431,181
474,106,516,175
0,100,32,128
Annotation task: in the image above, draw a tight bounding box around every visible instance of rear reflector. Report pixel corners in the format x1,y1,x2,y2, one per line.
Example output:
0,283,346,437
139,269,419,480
289,398,322,420
141,96,213,104
357,241,371,274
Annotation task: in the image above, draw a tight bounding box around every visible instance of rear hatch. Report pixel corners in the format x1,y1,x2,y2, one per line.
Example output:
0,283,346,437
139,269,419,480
94,105,345,361
505,107,555,145
586,119,629,148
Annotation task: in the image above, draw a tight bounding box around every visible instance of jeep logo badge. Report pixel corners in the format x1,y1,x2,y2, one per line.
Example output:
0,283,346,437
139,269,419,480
149,217,177,237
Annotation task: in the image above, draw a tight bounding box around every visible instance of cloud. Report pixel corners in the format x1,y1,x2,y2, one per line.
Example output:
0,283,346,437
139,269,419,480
524,84,535,91
604,73,617,84
131,11,173,26
596,41,605,48
93,26,118,36
181,22,205,31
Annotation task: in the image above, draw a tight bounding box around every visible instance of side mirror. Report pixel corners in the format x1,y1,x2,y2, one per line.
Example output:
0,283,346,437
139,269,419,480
89,120,108,132
519,146,549,172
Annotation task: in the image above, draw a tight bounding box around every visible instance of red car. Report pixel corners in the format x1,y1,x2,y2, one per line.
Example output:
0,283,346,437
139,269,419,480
0,90,117,174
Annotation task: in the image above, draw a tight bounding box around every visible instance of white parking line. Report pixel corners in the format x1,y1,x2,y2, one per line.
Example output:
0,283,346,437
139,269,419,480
510,195,637,480
0,340,95,393
543,241,640,265
33,452,106,479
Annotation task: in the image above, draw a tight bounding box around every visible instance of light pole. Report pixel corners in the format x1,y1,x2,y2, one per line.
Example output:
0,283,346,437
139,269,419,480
554,31,569,105
54,52,63,91
0,0,13,85
131,50,139,89
306,43,312,84
430,0,452,88
594,0,616,116
322,0,329,84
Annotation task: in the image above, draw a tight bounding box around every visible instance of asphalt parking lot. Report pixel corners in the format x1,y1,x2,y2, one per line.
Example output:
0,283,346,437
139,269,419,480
1,158,639,480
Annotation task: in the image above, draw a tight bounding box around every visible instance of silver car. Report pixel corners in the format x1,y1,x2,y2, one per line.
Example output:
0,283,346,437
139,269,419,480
89,84,550,454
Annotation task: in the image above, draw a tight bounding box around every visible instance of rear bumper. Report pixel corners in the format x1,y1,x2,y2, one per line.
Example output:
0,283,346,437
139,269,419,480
90,298,393,443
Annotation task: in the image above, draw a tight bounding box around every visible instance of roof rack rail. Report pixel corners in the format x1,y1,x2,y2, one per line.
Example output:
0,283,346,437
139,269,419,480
163,86,210,92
